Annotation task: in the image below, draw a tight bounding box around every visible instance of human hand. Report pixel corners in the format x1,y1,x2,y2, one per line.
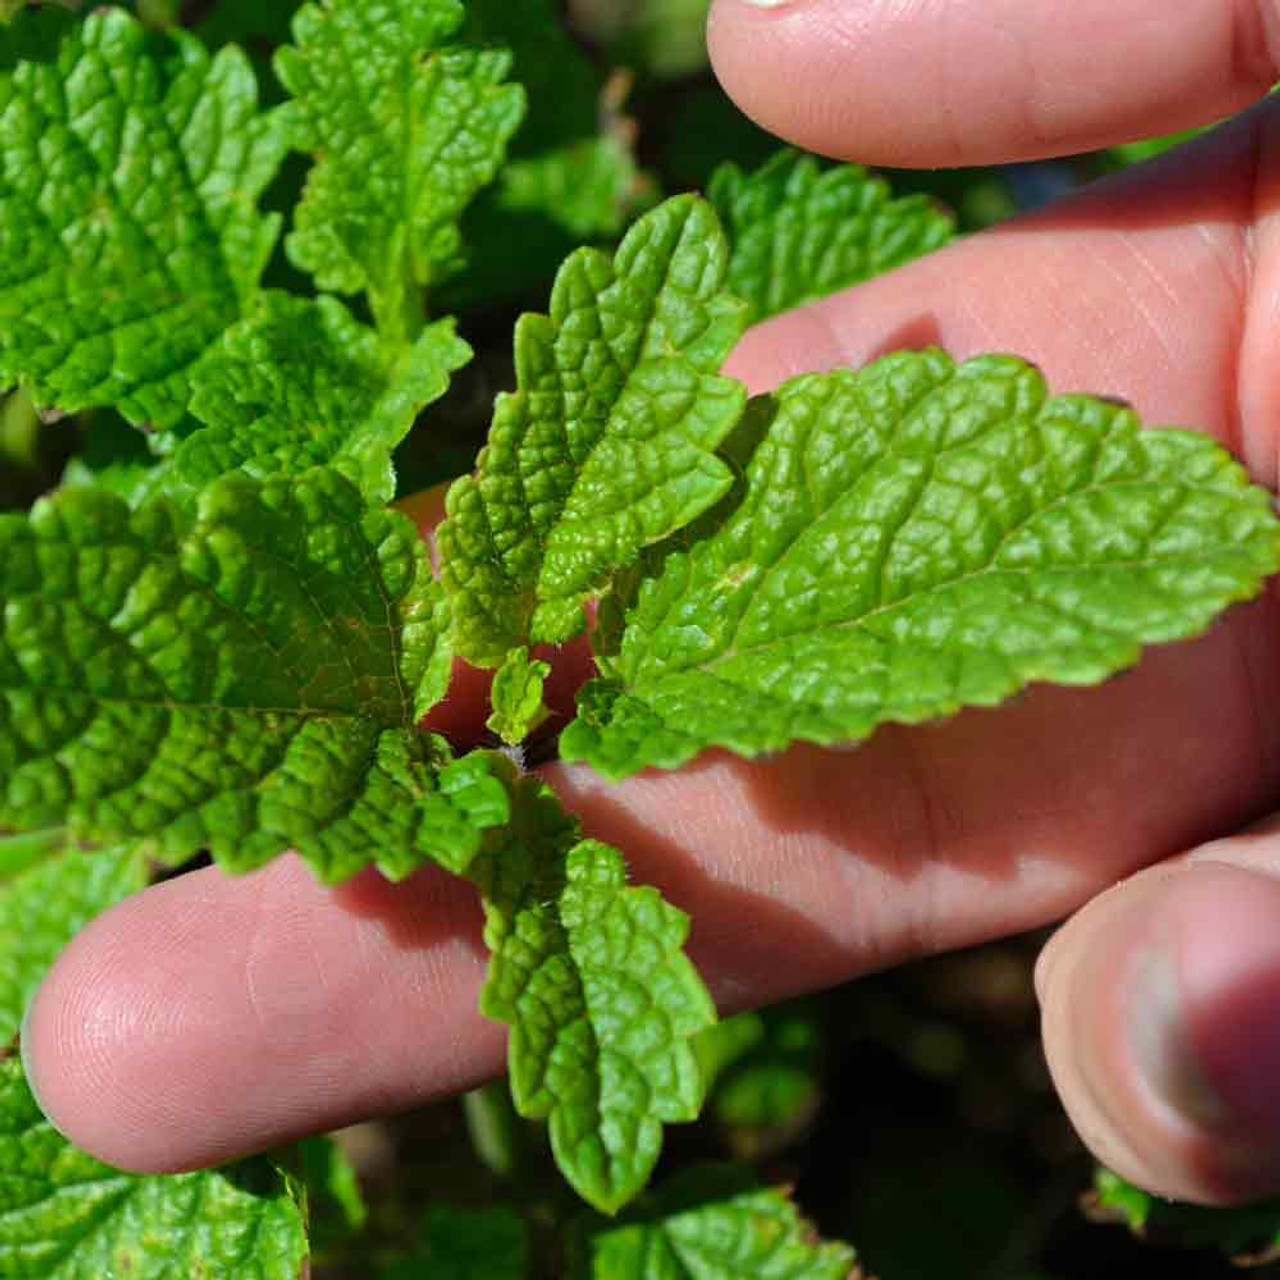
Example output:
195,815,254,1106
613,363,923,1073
21,0,1280,1210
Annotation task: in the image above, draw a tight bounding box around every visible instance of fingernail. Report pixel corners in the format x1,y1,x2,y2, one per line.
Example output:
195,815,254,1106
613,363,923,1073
1129,884,1280,1198
1128,944,1233,1132
1178,899,1280,1137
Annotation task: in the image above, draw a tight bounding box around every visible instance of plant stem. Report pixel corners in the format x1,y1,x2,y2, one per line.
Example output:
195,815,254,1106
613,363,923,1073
463,1080,524,1180
0,387,41,474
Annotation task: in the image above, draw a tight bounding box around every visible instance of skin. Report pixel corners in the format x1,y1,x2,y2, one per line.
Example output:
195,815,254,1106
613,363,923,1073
22,0,1280,1208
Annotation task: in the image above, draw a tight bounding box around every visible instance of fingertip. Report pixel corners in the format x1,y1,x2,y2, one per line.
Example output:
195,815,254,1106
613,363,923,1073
708,0,1273,167
20,887,188,1172
19,856,503,1175
1041,858,1280,1205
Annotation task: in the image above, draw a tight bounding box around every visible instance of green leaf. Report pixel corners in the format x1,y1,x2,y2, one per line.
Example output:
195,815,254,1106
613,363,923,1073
0,827,63,882
0,843,147,1042
586,1165,857,1278
575,0,714,79
1088,1167,1280,1262
0,466,511,883
471,776,717,1215
441,134,656,314
486,646,551,745
464,0,600,157
0,1055,309,1279
440,195,750,667
274,0,525,342
182,292,471,503
0,1,77,29
444,1,655,313
296,1134,367,1255
709,149,954,324
708,1005,820,1148
693,1011,765,1094
562,350,1280,779
0,9,286,428
383,1203,528,1280
497,136,652,243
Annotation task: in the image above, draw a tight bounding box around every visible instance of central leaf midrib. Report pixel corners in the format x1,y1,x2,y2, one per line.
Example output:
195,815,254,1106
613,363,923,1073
531,204,734,608
692,548,1222,679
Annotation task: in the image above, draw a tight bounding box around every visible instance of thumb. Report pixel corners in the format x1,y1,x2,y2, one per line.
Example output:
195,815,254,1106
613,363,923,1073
1037,828,1280,1204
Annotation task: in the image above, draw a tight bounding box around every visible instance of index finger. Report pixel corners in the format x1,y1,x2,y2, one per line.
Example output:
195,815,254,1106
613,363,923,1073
708,0,1279,166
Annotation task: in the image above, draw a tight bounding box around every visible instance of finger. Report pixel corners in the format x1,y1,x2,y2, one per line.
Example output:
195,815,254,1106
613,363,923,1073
22,855,504,1173
726,97,1280,488
1037,830,1280,1204
707,0,1280,165
24,102,1280,1175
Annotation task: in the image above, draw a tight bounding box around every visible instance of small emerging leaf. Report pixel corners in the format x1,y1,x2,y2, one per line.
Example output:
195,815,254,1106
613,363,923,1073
0,1056,309,1278
487,646,551,745
563,350,1280,779
471,777,717,1215
183,292,471,503
0,8,286,428
709,149,954,324
440,195,750,667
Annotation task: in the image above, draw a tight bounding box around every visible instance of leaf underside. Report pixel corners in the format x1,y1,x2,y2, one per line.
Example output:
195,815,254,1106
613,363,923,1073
0,8,285,428
0,467,509,883
0,1056,309,1280
562,350,1280,780
440,195,750,667
472,777,717,1215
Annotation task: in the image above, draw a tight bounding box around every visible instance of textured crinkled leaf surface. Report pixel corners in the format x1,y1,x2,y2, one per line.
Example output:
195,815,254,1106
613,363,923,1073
275,0,524,339
563,351,1280,779
471,777,716,1215
440,195,750,666
0,466,509,882
182,292,470,503
587,1167,856,1279
709,150,954,323
486,645,550,745
0,1056,308,1279
0,843,146,1043
0,9,285,427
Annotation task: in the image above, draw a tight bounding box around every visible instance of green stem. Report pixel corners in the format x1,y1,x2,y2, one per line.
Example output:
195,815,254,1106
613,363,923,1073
0,829,66,883
462,1080,524,1179
0,387,41,474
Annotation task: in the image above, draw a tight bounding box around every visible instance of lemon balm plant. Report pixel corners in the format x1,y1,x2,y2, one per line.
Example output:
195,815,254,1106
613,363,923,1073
0,0,1279,1275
